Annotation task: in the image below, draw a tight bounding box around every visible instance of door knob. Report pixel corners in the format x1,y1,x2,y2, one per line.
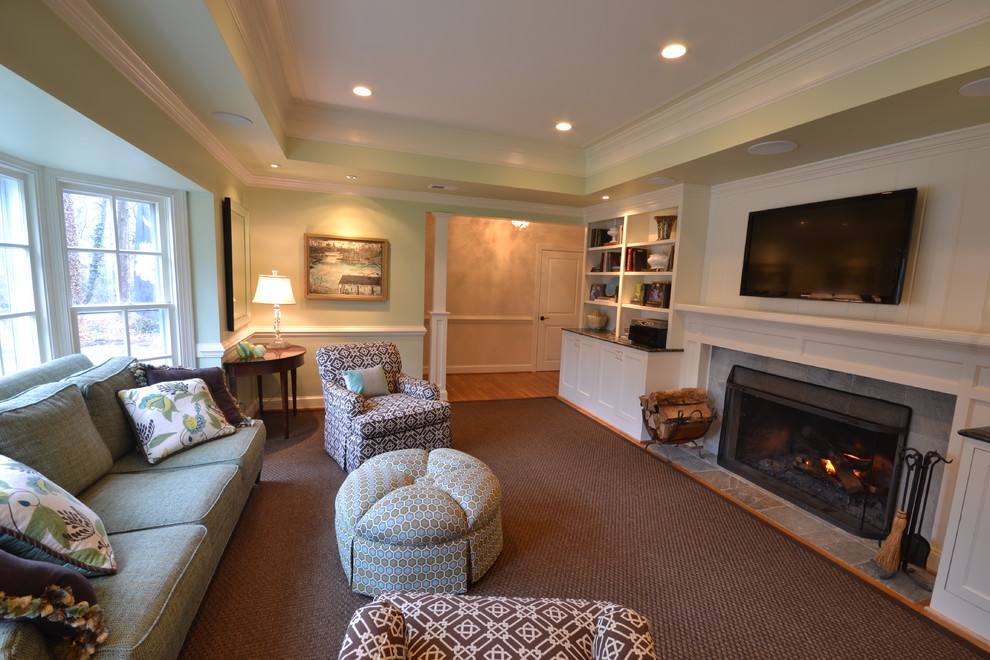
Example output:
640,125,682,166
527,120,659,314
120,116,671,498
539,315,549,320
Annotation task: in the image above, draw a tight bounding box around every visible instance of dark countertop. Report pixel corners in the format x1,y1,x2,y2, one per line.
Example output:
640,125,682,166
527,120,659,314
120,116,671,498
958,426,990,444
563,327,683,353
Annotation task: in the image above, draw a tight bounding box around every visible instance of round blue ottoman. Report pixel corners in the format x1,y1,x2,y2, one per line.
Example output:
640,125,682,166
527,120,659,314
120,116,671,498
334,447,503,595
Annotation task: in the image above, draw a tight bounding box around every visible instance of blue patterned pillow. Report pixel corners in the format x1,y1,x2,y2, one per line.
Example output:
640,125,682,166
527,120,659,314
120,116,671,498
117,378,235,464
343,366,389,397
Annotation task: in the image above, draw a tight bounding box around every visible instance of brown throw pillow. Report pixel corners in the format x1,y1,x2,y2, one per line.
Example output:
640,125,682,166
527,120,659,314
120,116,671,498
0,549,107,654
145,366,246,426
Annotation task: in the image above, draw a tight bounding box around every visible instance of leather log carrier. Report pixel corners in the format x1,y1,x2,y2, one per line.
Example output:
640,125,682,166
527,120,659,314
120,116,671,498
639,387,718,446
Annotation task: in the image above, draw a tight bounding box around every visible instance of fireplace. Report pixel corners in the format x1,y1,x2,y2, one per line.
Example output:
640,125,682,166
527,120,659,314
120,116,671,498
718,366,912,539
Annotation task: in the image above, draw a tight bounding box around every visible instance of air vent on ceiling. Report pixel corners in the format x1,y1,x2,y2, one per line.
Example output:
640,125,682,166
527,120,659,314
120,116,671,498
428,184,460,191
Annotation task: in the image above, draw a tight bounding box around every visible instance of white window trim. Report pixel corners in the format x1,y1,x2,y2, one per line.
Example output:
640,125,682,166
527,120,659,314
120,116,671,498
0,150,195,368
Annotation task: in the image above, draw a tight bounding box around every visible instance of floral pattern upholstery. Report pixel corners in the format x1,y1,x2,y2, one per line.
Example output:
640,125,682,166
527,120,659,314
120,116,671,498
317,342,451,473
335,448,503,596
337,593,658,660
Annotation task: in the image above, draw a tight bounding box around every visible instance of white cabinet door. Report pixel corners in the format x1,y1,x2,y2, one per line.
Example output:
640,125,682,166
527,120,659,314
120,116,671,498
573,337,599,407
558,332,582,400
595,346,624,418
616,347,649,437
931,441,990,638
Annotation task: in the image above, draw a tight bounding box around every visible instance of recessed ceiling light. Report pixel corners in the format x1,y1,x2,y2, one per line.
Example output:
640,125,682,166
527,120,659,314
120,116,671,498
601,195,610,200
353,86,373,97
648,176,676,186
660,44,687,59
747,140,799,155
345,174,357,180
555,122,573,132
959,77,990,97
211,111,253,126
269,163,280,168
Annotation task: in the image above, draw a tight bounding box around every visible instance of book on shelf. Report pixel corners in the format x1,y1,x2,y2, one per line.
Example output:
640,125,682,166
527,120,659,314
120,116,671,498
601,252,622,272
589,228,611,248
625,247,650,272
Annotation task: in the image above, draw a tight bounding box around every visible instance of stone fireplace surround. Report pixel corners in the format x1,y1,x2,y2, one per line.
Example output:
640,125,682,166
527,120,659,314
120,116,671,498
672,304,990,597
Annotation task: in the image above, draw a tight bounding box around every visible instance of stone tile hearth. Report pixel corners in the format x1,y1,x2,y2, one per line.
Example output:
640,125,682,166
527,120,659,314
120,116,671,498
646,443,934,604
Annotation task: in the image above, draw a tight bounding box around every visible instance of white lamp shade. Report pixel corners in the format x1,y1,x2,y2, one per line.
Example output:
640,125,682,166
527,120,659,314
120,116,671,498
252,270,296,305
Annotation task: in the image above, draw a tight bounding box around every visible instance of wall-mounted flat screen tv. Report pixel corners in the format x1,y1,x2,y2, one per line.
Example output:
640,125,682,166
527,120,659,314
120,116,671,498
739,188,918,305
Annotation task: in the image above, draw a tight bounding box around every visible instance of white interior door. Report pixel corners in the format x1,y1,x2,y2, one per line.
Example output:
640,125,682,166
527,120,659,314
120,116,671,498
536,249,582,371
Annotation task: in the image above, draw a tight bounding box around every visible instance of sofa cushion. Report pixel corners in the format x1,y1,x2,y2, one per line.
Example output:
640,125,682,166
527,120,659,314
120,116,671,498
80,463,240,535
117,378,235,464
145,365,246,426
109,422,264,485
0,382,113,495
0,455,116,576
0,549,106,654
0,354,93,402
62,356,139,461
91,525,212,660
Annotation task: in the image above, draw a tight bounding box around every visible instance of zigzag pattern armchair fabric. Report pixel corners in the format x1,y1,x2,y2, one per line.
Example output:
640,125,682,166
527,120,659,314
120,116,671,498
316,342,451,472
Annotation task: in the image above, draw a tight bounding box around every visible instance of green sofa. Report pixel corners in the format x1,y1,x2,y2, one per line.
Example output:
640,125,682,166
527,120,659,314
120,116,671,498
0,354,265,659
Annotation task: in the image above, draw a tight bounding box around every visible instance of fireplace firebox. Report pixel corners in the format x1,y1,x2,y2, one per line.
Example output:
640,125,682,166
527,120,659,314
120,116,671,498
719,366,912,538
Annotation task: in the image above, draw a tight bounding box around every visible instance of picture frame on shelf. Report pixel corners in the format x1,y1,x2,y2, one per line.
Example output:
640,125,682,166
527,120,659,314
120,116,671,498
644,282,671,308
589,283,603,301
304,233,389,300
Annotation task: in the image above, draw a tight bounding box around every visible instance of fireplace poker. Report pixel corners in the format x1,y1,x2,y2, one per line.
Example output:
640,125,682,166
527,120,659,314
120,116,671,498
902,450,952,575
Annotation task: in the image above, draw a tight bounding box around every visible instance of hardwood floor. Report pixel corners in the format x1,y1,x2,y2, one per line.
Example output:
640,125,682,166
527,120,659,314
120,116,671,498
445,371,559,402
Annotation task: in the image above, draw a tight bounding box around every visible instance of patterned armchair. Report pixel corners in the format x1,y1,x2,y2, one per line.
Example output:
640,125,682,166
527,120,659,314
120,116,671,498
316,342,451,472
338,592,658,660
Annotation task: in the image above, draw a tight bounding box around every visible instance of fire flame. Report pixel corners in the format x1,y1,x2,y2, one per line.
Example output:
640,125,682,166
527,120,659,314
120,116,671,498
823,459,836,475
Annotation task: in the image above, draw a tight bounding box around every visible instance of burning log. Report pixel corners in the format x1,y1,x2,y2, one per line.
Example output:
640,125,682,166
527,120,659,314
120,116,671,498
801,426,864,495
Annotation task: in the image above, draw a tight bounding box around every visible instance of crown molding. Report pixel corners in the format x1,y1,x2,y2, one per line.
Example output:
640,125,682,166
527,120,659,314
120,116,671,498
286,103,586,177
712,122,990,198
586,0,990,175
244,171,583,219
41,0,254,184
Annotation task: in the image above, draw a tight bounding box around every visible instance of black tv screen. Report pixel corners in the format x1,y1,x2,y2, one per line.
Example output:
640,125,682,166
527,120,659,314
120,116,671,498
739,188,918,304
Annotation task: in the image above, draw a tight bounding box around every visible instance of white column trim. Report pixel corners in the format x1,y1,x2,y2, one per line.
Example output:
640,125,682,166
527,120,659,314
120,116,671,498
429,212,451,399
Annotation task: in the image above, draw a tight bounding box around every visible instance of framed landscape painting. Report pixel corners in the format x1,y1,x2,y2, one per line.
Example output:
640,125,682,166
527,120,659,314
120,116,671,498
304,234,389,300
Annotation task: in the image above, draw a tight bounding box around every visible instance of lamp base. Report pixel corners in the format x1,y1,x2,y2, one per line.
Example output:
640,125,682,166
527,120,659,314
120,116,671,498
267,338,290,350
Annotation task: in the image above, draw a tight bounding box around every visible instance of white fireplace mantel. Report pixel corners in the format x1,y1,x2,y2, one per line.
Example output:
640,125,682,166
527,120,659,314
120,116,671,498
676,303,990,566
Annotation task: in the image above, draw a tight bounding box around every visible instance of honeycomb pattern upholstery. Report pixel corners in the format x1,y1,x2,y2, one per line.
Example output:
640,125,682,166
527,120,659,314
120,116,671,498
335,448,503,596
316,342,451,473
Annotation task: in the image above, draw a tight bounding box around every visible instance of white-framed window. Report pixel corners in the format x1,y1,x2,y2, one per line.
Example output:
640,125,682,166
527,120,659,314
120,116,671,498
0,152,192,374
0,163,44,375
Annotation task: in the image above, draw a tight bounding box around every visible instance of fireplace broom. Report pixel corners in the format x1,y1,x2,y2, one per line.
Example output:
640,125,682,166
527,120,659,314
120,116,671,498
874,448,920,578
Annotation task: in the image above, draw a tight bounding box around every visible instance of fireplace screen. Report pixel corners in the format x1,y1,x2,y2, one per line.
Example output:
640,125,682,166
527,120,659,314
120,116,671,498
719,366,911,538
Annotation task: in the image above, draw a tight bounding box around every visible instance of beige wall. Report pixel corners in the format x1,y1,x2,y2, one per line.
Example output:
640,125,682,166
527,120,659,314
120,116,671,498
444,216,583,373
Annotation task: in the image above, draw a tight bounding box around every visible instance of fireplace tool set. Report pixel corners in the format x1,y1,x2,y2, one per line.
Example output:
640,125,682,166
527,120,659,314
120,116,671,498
874,447,951,586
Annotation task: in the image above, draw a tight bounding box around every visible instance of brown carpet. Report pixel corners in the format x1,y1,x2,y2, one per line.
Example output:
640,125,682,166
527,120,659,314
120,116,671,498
180,397,987,659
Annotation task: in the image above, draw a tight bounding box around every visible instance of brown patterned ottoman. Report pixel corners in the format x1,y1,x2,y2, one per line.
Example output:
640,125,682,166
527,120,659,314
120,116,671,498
334,448,503,596
337,592,658,660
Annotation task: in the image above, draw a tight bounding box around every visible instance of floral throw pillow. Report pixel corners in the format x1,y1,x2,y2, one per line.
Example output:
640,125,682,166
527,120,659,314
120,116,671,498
0,455,116,576
118,378,235,465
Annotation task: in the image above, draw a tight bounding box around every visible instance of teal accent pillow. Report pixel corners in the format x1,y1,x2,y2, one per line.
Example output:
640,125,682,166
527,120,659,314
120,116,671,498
117,378,236,465
343,366,389,397
0,455,116,576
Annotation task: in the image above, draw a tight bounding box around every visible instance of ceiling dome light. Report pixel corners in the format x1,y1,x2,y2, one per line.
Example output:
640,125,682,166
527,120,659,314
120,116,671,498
601,195,610,200
511,220,530,230
269,163,280,168
747,140,798,155
648,176,676,186
555,122,572,132
346,174,357,180
959,77,990,97
352,86,373,97
211,111,253,126
660,44,687,59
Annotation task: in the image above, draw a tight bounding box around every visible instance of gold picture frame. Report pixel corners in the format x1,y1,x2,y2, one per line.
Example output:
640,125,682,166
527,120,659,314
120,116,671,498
304,233,389,300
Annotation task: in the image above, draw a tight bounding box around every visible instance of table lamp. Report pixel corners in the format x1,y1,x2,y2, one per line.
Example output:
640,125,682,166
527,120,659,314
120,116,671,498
252,270,296,349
